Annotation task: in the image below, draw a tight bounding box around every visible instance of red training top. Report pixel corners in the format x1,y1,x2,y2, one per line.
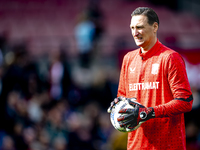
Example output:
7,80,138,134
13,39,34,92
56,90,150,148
117,40,193,150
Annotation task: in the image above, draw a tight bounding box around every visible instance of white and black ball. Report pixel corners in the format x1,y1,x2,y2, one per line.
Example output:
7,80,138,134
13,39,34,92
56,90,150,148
110,98,142,132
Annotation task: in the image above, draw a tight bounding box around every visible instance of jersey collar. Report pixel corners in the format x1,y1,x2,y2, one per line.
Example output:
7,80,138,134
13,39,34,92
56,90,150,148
139,39,161,60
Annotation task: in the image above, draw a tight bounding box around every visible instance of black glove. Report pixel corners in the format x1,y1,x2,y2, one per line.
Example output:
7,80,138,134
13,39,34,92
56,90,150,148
117,98,155,130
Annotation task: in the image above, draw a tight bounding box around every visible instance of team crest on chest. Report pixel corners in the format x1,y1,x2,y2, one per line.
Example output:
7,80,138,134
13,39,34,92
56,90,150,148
151,63,159,75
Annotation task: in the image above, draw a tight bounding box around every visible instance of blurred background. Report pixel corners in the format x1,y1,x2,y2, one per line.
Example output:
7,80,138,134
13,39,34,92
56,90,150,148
0,0,199,150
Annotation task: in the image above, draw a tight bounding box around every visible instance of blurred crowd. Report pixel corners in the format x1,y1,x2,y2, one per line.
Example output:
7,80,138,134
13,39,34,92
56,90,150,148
0,1,128,150
0,26,121,150
0,0,199,150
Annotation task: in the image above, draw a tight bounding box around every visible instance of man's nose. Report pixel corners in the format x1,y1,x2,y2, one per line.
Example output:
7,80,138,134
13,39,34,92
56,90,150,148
132,29,139,37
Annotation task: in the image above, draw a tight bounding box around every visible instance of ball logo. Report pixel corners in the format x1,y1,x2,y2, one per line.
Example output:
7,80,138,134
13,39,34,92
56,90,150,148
120,103,127,110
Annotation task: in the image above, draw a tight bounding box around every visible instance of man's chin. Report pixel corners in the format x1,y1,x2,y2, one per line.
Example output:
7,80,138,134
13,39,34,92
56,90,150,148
135,42,143,47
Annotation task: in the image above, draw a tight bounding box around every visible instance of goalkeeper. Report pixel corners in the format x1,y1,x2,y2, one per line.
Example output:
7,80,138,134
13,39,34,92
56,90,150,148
108,7,193,150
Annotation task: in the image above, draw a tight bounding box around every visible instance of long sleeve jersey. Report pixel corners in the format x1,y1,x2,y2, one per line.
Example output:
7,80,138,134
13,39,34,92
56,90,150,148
117,40,193,150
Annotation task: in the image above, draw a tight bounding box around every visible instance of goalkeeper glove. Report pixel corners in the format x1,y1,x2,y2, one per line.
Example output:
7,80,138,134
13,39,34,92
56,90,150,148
117,98,155,129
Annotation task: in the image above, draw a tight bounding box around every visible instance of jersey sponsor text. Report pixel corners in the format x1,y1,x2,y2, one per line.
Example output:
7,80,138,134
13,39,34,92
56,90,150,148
129,82,159,91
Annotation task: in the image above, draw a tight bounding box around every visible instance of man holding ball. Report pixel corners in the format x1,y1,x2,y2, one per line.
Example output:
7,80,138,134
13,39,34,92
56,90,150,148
108,7,193,150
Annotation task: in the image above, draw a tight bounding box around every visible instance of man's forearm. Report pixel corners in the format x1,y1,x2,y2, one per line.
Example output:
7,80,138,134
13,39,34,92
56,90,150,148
154,95,193,118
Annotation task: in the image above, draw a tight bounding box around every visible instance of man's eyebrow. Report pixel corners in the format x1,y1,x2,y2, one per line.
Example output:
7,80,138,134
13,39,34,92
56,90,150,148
130,25,144,28
136,25,144,27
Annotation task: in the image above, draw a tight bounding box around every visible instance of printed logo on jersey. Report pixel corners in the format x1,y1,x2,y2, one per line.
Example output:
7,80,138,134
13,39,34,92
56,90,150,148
129,82,159,91
151,63,159,75
140,112,147,119
130,67,136,74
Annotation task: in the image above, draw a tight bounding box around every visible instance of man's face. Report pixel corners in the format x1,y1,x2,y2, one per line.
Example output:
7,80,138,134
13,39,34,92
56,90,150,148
130,15,157,50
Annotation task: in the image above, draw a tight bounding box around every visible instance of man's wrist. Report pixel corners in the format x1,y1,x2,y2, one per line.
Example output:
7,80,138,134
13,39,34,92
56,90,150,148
138,107,155,122
149,107,155,118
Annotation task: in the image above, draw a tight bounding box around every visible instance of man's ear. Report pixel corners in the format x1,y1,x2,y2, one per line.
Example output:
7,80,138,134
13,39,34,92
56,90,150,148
153,22,159,33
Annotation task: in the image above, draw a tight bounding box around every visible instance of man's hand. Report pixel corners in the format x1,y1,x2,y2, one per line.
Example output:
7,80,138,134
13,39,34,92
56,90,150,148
117,98,155,129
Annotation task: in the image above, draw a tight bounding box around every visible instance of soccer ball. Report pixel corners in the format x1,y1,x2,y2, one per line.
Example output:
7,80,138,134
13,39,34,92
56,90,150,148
110,98,142,132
